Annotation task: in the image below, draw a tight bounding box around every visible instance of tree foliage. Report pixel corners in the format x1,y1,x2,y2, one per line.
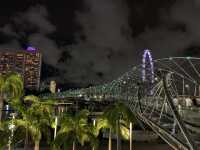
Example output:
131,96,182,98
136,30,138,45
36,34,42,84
54,109,98,150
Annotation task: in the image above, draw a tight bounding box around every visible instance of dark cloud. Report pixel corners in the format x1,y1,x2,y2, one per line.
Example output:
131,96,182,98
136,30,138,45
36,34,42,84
76,0,133,50
0,5,61,66
130,0,200,59
0,0,199,87
165,0,200,56
13,5,56,34
126,0,175,37
58,0,137,86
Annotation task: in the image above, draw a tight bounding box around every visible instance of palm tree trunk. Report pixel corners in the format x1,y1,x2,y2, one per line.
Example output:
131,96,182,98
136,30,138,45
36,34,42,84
34,140,40,150
108,128,112,150
116,120,121,150
24,132,28,150
0,96,4,121
73,141,76,150
24,123,28,150
130,122,133,150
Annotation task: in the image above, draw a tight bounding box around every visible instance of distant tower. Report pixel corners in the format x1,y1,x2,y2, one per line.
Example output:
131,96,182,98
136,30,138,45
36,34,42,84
50,80,56,94
0,47,42,90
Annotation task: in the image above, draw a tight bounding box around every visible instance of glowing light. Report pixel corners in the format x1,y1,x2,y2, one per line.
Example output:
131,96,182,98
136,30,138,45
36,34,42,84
6,105,9,111
185,84,189,88
26,46,37,52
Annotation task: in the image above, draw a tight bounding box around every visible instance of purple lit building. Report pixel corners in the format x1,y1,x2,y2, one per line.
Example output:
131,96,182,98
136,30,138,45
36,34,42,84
0,49,42,90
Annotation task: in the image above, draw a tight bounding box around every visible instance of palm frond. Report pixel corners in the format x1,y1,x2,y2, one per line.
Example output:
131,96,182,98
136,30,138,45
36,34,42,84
96,117,110,135
54,109,97,149
120,124,130,140
13,95,54,146
4,73,24,98
24,95,40,103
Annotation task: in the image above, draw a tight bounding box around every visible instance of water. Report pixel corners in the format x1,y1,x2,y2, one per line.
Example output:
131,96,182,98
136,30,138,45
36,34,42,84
97,140,171,150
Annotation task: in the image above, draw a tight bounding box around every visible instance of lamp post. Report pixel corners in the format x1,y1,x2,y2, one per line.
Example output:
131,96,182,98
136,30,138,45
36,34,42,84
54,116,58,139
130,122,133,150
185,84,190,96
54,105,58,139
8,113,16,150
92,118,96,150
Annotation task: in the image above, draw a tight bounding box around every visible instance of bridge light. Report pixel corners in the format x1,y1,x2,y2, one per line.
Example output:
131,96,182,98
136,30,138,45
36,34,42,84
185,84,189,88
186,57,191,60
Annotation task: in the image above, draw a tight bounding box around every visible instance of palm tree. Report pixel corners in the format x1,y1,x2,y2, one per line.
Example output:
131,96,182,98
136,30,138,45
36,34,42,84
54,109,98,150
0,72,24,120
97,101,135,150
96,116,112,150
13,95,53,150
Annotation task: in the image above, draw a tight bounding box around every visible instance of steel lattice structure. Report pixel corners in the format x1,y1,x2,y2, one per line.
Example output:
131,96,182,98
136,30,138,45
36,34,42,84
41,57,200,150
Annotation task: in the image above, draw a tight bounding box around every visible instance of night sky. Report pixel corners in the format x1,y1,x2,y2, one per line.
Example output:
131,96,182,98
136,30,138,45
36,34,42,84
0,0,199,88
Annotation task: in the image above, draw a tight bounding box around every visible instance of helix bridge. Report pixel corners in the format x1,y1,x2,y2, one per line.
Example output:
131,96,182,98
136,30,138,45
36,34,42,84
41,50,200,150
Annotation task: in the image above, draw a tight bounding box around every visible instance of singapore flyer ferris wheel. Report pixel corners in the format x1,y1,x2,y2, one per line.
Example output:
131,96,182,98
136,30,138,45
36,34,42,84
142,49,154,84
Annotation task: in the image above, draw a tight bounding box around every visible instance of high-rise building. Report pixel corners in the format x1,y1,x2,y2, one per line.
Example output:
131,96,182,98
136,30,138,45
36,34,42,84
0,49,42,90
49,80,56,93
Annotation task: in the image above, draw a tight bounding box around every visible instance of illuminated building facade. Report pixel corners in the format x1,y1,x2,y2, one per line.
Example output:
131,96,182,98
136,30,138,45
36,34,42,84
0,50,42,90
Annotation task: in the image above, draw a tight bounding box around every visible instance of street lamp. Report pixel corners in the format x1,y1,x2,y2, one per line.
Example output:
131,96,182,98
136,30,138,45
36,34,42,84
54,116,58,139
185,84,190,95
130,122,133,150
54,106,59,139
8,113,16,150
